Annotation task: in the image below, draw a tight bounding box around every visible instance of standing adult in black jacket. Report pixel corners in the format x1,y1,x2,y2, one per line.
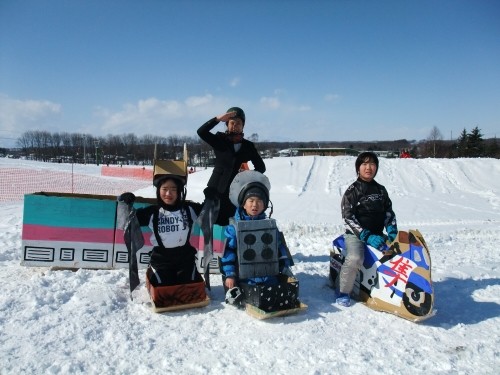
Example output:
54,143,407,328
197,107,266,226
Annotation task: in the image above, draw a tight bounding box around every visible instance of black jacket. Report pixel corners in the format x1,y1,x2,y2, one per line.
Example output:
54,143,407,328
197,117,266,194
341,178,397,238
197,117,266,225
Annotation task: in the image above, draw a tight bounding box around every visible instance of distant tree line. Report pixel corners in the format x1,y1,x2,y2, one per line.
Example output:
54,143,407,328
2,126,498,164
12,130,207,165
419,126,498,158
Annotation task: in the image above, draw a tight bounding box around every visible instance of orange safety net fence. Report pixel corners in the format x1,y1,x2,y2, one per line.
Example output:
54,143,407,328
0,167,151,203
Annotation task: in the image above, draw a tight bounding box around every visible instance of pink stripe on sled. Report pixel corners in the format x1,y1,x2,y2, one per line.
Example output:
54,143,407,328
22,224,115,243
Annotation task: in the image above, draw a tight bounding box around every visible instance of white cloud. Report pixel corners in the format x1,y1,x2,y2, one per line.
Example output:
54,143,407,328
136,98,175,113
229,77,240,87
98,97,182,130
260,96,281,109
94,95,231,136
0,94,62,135
185,94,213,107
324,93,340,102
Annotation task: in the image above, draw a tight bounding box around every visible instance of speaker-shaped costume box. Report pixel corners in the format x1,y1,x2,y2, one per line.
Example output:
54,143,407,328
235,218,279,279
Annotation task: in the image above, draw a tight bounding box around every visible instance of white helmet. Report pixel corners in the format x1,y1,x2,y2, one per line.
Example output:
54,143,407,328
229,170,271,208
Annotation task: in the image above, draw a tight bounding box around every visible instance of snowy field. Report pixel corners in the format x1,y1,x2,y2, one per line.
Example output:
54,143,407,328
1,156,499,374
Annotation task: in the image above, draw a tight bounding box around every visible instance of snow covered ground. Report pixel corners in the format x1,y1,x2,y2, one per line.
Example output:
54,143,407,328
1,156,499,374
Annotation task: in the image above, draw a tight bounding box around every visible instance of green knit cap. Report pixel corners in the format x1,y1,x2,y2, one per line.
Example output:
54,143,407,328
226,107,245,125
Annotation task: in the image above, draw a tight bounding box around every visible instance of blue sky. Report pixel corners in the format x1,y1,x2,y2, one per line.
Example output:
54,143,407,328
1,0,499,148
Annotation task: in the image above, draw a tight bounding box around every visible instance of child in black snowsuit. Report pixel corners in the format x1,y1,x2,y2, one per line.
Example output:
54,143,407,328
119,173,202,286
337,151,398,307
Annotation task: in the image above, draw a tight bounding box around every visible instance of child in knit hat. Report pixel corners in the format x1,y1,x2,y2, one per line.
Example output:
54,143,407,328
220,171,294,307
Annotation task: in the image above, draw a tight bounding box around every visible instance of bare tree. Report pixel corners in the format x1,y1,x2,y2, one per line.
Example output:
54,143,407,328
121,133,139,163
51,132,62,158
249,133,259,142
16,131,35,154
60,132,72,156
427,126,443,157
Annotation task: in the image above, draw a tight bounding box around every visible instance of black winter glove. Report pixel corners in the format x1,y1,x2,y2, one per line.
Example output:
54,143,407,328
203,187,219,200
118,192,136,205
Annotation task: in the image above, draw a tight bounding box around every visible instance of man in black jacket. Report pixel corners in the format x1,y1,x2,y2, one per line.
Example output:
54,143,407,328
197,107,266,226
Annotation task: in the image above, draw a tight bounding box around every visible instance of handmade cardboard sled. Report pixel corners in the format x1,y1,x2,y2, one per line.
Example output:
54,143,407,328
21,192,155,269
245,302,308,320
330,229,434,322
21,193,223,274
145,267,209,313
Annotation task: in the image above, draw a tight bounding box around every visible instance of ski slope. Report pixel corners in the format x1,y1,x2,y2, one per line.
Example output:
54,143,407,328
0,156,499,374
